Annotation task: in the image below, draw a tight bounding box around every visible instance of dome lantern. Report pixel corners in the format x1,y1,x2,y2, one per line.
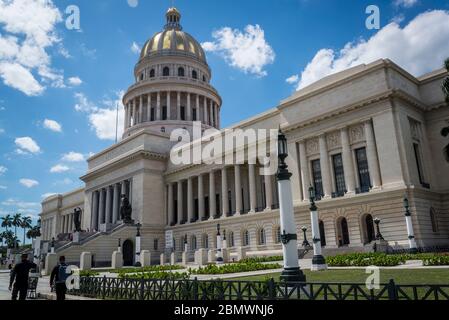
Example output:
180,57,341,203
165,7,182,31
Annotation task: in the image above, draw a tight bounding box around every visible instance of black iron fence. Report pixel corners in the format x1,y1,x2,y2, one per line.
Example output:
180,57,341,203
69,276,449,301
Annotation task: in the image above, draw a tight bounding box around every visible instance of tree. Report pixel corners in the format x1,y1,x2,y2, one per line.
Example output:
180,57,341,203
1,214,12,231
26,226,41,240
443,58,449,162
2,230,15,248
21,216,32,246
11,213,22,244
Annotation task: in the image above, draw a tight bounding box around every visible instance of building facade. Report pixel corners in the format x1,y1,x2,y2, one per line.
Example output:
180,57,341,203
40,8,449,266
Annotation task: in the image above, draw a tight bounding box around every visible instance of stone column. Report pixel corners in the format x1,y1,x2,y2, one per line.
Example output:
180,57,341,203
264,175,273,210
124,103,129,129
248,163,257,212
187,93,191,121
198,174,205,221
139,95,143,123
132,99,137,126
98,189,105,226
203,97,209,126
177,181,184,225
364,120,382,189
156,92,161,120
147,93,151,122
168,183,174,226
319,135,332,198
177,92,181,120
166,91,171,120
299,142,310,201
92,191,99,230
222,167,229,217
209,171,216,219
112,184,120,223
214,103,219,128
234,165,242,215
187,177,194,223
105,186,112,224
341,128,356,194
196,95,200,122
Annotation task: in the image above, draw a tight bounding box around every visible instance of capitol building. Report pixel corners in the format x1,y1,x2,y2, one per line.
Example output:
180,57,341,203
40,8,449,267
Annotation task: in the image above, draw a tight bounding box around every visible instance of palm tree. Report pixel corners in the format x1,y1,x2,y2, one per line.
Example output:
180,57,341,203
0,232,4,248
1,214,13,231
2,230,15,248
26,226,41,241
11,213,22,244
21,216,32,246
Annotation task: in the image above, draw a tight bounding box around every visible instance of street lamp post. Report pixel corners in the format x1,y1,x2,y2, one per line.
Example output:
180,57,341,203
277,129,306,283
50,237,55,254
135,222,142,267
404,198,418,254
222,230,227,250
301,226,310,247
216,224,224,264
309,186,327,271
373,218,384,241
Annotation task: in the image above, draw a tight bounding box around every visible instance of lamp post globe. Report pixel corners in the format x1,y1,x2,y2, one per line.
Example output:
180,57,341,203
277,129,306,282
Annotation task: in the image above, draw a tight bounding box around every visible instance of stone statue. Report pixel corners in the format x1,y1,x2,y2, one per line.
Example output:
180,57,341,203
120,195,133,223
73,207,82,232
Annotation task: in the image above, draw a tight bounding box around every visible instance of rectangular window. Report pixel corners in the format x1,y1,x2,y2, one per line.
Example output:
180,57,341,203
356,147,371,193
194,199,199,221
228,190,232,216
204,196,209,220
180,106,186,121
162,106,167,120
192,109,197,121
215,194,221,217
332,154,346,197
311,159,324,199
150,108,155,121
413,143,425,185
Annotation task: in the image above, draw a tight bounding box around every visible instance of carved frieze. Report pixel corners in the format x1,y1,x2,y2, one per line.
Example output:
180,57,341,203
306,138,319,155
349,124,365,144
326,131,341,149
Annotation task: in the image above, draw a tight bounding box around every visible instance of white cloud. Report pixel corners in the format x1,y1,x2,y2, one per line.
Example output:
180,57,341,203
0,185,7,190
50,164,70,173
202,24,275,77
131,42,140,54
75,91,125,141
43,119,62,132
0,165,7,176
292,10,449,90
0,128,4,134
0,0,64,95
19,178,39,188
394,0,418,8
53,178,73,186
286,74,299,85
68,76,82,86
61,151,85,162
15,136,41,154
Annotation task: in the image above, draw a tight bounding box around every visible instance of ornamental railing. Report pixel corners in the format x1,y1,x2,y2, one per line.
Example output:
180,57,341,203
69,277,449,301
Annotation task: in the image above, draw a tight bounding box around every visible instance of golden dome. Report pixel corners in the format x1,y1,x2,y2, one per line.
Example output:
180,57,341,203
139,8,206,64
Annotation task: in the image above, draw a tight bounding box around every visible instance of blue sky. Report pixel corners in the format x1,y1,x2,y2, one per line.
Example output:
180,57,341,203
0,0,449,239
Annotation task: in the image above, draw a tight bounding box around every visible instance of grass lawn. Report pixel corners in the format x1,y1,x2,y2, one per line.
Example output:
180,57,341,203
229,268,449,285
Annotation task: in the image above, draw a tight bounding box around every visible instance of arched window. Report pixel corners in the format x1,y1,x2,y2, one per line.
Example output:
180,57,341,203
163,67,170,77
149,69,155,78
178,67,185,77
258,229,266,245
140,73,144,81
203,75,207,82
337,217,350,247
362,214,375,244
202,234,209,249
430,207,439,233
228,231,234,247
191,235,197,250
319,220,326,247
274,226,281,244
242,230,250,247
192,70,198,79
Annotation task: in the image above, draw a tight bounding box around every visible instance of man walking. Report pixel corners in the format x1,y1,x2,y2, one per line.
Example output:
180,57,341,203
9,254,37,300
50,256,69,301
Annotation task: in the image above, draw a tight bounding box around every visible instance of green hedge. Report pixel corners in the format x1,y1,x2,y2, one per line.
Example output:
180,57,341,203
327,253,407,267
239,256,283,264
114,265,184,275
80,270,100,277
190,262,282,275
119,271,189,280
418,254,449,266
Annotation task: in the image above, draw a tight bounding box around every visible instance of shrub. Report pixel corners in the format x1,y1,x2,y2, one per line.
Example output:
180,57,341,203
119,271,189,280
327,253,407,267
80,270,100,277
239,256,283,264
114,265,184,275
418,254,449,266
190,262,282,275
